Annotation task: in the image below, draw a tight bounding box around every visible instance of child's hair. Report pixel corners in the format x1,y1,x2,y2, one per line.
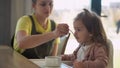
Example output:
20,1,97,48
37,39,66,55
32,0,37,4
74,8,107,46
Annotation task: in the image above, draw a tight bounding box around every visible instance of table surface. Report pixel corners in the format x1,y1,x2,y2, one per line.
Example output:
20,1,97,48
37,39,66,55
0,45,39,68
29,59,73,68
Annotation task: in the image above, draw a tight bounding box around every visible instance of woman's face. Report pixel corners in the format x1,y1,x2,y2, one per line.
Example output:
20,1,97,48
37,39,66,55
73,20,92,44
33,0,53,18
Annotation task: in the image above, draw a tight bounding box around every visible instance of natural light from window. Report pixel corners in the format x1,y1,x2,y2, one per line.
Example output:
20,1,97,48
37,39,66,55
51,0,120,68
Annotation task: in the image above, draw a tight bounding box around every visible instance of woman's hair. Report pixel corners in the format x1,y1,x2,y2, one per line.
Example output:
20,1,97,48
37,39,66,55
74,9,107,46
32,0,37,4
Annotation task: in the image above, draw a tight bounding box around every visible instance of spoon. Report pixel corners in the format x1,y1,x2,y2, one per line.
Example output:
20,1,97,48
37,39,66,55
69,29,74,35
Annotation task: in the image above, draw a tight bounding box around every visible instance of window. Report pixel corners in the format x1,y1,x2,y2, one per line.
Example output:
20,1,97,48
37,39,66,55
50,0,91,54
51,0,120,68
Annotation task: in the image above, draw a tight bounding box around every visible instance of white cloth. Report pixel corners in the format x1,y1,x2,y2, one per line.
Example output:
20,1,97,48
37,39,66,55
76,44,91,61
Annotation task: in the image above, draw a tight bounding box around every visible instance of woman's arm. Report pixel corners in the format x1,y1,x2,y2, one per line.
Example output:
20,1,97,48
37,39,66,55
16,24,69,49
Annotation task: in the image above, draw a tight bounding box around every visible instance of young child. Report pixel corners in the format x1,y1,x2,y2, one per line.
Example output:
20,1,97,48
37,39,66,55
62,9,109,68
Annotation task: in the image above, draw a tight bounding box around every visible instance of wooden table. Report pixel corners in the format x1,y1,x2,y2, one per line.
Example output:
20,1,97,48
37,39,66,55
29,59,73,68
0,45,39,68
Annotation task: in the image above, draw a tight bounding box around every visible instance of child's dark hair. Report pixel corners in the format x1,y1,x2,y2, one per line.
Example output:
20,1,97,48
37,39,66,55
32,0,37,4
74,8,107,46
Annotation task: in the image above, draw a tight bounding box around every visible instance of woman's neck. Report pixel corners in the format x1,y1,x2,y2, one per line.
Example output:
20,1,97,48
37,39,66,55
34,13,48,29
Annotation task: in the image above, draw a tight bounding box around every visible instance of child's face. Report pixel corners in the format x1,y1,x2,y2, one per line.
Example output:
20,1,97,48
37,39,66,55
73,20,92,44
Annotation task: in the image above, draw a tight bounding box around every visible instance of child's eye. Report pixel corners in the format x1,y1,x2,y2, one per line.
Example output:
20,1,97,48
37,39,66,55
49,2,53,6
75,28,81,32
77,29,81,32
40,3,46,7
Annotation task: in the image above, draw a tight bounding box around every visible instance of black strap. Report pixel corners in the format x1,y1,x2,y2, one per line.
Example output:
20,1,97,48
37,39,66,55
50,20,55,31
11,16,56,46
29,15,55,33
22,15,56,59
10,15,34,48
11,34,14,48
29,15,36,34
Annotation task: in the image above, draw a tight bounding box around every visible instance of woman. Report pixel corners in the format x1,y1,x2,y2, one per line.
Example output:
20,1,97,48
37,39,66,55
13,0,69,59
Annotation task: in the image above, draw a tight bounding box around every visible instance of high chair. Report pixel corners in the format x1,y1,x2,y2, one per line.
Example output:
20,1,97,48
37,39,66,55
106,39,113,68
57,33,70,55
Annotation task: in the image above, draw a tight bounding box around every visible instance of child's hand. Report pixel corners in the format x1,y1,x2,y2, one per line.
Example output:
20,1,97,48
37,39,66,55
69,54,76,61
73,60,84,68
61,54,69,60
61,54,75,61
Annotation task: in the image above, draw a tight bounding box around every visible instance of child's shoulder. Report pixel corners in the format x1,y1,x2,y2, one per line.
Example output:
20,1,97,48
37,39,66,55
92,43,106,49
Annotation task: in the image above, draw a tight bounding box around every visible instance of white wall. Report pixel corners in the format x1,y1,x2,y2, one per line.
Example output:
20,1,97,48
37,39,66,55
11,0,32,37
11,0,25,37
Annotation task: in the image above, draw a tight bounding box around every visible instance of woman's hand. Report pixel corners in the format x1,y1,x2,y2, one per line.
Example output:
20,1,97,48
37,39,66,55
73,60,84,68
53,23,69,37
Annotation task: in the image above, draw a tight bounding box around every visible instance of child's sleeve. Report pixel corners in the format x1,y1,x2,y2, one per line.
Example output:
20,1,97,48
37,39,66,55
81,46,108,68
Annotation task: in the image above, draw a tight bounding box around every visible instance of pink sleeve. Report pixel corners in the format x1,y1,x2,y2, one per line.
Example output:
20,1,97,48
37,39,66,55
82,46,108,68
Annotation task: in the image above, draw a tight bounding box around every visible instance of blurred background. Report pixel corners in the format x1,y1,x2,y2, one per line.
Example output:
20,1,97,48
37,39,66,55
0,0,120,68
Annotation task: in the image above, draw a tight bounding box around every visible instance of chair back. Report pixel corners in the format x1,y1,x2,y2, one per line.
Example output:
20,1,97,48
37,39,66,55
57,33,70,55
106,39,113,68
